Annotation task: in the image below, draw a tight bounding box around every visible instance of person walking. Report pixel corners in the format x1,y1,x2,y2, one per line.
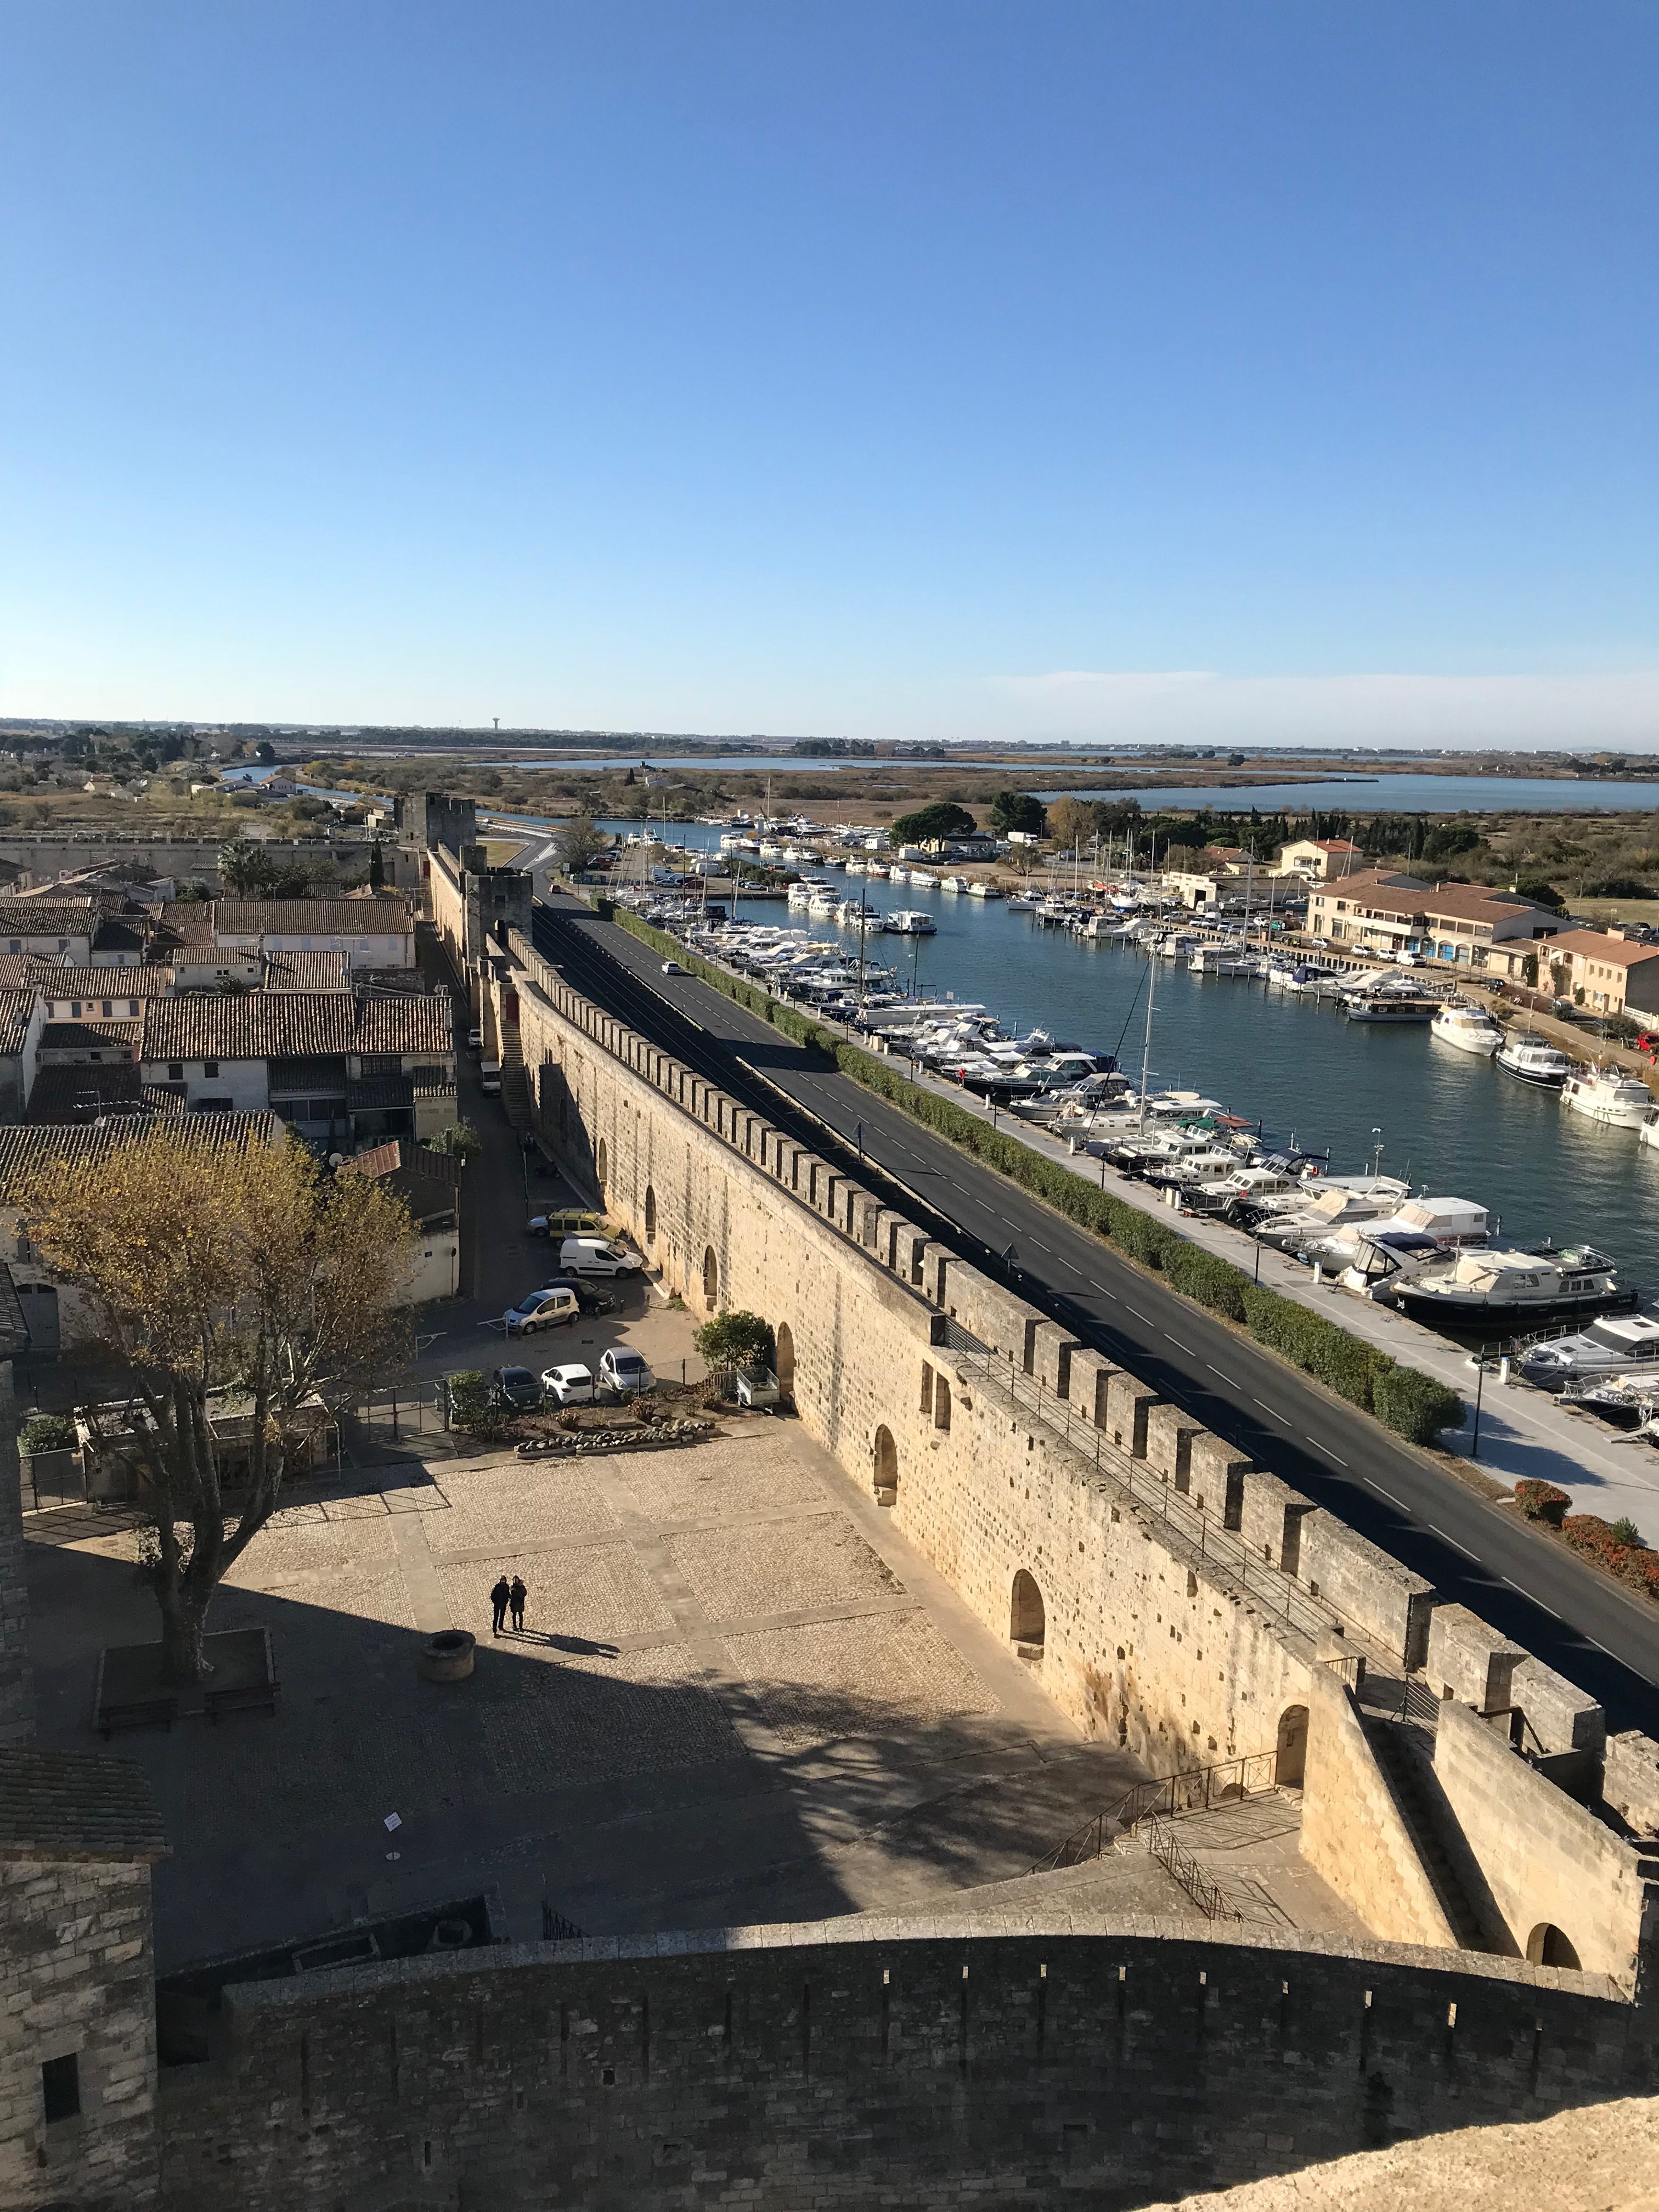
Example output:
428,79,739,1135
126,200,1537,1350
490,1574,511,1637
509,1576,527,1633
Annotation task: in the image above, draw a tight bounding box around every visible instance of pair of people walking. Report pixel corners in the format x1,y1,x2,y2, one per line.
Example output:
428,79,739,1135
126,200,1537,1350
490,1574,528,1635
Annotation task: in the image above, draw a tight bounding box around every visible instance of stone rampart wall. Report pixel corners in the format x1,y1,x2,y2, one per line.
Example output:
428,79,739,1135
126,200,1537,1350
0,1857,159,2210
1434,1699,1649,1983
1300,1668,1457,1950
508,953,1319,1774
154,1919,1651,2212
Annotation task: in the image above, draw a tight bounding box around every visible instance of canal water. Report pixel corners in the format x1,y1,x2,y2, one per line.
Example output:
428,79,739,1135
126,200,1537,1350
590,819,1659,1294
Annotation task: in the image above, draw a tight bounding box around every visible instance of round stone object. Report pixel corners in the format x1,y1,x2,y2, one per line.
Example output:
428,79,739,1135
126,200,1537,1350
420,1629,476,1683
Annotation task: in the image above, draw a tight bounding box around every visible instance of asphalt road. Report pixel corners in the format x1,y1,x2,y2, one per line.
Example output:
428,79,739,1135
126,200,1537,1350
530,891,1659,1731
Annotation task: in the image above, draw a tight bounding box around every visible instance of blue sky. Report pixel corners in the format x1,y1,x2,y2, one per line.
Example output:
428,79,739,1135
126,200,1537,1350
3,2,1656,744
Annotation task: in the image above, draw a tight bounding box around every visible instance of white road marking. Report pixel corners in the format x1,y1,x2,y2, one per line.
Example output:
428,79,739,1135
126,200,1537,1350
1205,1364,1239,1386
1252,1398,1290,1424
1307,1438,1348,1465
1429,1525,1480,1561
1367,1482,1407,1509
1164,1333,1194,1353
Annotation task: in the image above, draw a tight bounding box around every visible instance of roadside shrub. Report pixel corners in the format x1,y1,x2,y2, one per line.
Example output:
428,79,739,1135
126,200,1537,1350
19,1413,75,1455
1514,1479,1571,1527
1113,1208,1170,1269
1372,1365,1466,1446
1163,1242,1248,1321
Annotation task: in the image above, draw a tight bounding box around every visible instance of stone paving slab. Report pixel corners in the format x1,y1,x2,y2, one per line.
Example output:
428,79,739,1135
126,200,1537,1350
26,1422,1148,1967
669,1511,906,1623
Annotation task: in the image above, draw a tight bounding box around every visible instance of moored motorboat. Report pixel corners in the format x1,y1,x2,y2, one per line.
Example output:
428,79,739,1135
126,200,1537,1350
1559,1063,1652,1129
1430,1001,1503,1057
1496,1032,1572,1086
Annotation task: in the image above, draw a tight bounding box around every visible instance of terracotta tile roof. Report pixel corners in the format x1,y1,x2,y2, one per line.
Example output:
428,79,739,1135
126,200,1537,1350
0,900,99,939
26,1064,147,1124
0,1112,281,1197
1545,929,1659,969
263,950,350,989
39,1019,142,1053
0,991,34,1058
355,995,453,1055
141,995,356,1063
11,964,172,1002
0,1747,168,1864
150,910,218,950
210,898,414,937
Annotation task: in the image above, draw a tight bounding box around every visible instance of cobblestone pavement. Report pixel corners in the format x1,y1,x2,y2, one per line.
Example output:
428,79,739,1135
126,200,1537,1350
26,1418,1146,1967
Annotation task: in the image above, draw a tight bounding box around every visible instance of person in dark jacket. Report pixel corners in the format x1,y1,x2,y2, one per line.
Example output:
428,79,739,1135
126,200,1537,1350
490,1575,511,1636
509,1576,527,1632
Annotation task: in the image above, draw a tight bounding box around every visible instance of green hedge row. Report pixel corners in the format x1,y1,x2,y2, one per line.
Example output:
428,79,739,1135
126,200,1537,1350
601,902,1466,1447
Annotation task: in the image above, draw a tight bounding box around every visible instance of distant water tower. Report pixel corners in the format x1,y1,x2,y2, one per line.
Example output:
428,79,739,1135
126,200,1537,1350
493,716,500,731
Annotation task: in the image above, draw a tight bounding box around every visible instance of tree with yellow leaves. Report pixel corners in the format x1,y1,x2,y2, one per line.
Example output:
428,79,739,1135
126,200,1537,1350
19,1126,413,1681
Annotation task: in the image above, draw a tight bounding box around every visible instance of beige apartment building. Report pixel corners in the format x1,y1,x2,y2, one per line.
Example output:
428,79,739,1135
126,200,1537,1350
1541,927,1659,1017
1306,869,1561,975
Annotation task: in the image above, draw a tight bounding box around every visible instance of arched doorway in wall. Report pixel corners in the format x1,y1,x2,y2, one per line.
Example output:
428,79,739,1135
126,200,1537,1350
595,1137,608,1197
702,1245,719,1311
1526,1923,1581,1970
872,1425,898,1504
775,1323,794,1400
1011,1570,1046,1652
643,1186,657,1246
1276,1704,1309,1787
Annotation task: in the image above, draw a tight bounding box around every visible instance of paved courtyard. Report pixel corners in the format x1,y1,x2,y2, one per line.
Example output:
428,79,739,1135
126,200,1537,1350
29,1413,1152,1971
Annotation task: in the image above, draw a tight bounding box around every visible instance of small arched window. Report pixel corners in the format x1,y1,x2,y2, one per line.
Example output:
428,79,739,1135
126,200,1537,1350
643,1186,657,1245
702,1245,719,1311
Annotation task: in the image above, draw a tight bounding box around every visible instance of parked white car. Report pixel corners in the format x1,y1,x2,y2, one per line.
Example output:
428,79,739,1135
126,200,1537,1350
540,1363,595,1405
501,1288,580,1337
480,1061,502,1095
598,1347,654,1395
558,1236,643,1277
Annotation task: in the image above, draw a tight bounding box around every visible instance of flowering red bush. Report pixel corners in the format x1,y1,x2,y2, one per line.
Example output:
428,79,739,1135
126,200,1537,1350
1515,1479,1571,1527
1562,1514,1659,1599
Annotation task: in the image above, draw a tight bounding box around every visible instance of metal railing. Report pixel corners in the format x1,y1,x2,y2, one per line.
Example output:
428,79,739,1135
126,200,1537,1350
962,1346,1344,1644
1032,1748,1282,1873
1356,1669,1442,1733
1140,1812,1240,1922
541,1903,584,1942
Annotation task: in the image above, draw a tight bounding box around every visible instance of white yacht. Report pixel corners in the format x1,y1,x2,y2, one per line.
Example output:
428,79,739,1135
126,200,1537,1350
1496,1032,1572,1086
1519,1307,1659,1390
1251,1178,1413,1252
1430,1001,1503,1057
1005,894,1037,912
966,881,1005,899
939,875,969,891
1385,1245,1624,1326
1559,1063,1652,1129
881,909,936,935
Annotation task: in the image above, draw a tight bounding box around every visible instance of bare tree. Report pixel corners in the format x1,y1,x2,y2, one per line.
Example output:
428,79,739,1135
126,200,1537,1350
555,814,608,876
19,1128,413,1681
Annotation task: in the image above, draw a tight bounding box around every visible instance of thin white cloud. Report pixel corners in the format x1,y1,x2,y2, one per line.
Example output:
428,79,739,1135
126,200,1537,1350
991,670,1659,747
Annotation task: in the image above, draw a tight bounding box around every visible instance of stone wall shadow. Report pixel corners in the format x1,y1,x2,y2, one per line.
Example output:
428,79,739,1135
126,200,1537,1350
25,1535,1143,1974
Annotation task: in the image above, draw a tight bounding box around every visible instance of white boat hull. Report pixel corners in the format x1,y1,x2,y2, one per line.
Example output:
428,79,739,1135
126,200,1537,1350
1562,1091,1650,1129
1430,1020,1502,1057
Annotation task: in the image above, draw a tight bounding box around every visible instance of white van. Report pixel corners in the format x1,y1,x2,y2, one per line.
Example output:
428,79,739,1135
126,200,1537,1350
557,1235,643,1277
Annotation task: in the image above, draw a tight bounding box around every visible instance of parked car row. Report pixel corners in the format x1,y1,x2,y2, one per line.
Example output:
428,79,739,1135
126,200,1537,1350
490,1346,656,1410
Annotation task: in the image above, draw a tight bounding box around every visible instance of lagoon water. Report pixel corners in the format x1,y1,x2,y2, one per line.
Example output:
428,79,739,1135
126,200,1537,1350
586,819,1659,1296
